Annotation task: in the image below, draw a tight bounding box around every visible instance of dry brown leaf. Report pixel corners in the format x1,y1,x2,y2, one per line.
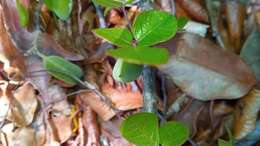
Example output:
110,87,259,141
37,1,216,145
31,111,46,146
51,113,73,143
234,87,260,140
158,33,256,100
43,113,61,146
39,33,85,61
225,0,246,53
0,8,26,80
175,2,190,18
8,82,38,126
176,0,209,23
102,83,143,111
82,106,101,146
0,82,37,127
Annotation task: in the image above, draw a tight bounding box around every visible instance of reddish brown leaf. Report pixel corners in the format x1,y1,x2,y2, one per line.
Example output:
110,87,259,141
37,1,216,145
0,10,26,80
101,83,143,111
176,0,209,23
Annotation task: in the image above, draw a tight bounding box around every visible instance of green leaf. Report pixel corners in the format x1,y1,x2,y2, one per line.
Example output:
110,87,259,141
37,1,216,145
107,46,169,65
16,0,29,27
159,121,189,146
92,0,133,8
43,55,83,85
177,17,188,30
93,28,133,47
112,59,143,82
218,139,233,146
44,0,73,20
133,10,178,46
120,113,159,146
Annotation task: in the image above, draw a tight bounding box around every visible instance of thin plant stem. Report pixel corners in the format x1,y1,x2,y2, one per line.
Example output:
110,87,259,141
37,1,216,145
121,7,137,44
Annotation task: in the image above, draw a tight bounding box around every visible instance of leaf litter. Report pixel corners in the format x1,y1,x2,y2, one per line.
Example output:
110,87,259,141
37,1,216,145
0,0,260,146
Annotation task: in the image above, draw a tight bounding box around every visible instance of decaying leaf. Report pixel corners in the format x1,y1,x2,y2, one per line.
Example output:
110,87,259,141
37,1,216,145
158,33,256,100
234,87,260,140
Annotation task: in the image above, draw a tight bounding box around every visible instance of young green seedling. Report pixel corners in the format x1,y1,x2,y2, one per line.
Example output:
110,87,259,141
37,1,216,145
92,1,187,82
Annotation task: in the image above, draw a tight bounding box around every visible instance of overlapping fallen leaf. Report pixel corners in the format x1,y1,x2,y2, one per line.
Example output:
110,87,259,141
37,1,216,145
0,0,259,146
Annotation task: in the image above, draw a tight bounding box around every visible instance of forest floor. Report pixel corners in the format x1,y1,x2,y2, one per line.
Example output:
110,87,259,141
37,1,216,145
0,0,259,146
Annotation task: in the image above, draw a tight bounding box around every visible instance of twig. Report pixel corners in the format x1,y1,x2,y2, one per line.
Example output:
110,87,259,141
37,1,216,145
159,73,168,114
166,93,188,117
121,7,137,43
94,4,106,28
142,66,157,113
35,0,44,31
138,0,154,10
137,0,158,114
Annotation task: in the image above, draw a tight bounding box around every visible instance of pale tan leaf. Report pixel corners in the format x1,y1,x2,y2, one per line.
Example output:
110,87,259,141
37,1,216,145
2,126,37,146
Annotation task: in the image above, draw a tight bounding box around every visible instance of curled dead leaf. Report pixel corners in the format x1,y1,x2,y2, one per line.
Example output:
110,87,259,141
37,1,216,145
234,87,260,140
225,0,246,53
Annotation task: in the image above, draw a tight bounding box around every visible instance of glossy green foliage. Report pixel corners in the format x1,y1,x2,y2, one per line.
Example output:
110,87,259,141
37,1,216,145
16,0,29,27
112,59,143,82
43,56,83,85
44,0,73,20
93,28,133,47
107,46,169,65
120,113,189,146
92,0,133,8
120,113,160,146
93,10,179,82
159,122,189,146
133,10,178,46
